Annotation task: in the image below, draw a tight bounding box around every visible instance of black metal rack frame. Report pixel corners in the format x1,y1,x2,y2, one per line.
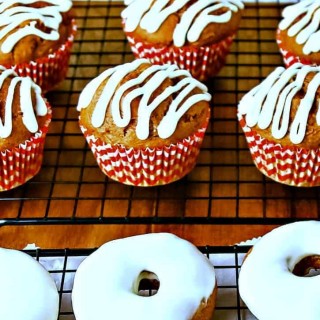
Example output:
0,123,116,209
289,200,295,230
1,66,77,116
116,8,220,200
26,245,252,320
1,0,319,227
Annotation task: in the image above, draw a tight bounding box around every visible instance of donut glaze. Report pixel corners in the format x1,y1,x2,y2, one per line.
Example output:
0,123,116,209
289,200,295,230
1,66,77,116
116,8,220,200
239,221,320,320
72,233,216,320
0,248,59,320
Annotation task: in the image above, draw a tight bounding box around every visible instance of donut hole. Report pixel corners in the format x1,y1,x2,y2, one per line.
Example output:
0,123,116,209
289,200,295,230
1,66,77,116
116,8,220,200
134,271,160,297
292,255,320,277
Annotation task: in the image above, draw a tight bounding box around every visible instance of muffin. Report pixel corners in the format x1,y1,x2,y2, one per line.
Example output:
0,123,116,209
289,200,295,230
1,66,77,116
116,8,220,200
77,59,211,187
121,0,244,81
0,0,76,92
277,0,320,67
0,65,51,191
238,63,320,187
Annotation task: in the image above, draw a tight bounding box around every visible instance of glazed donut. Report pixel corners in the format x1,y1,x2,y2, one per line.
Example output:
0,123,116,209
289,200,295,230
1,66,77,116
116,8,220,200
72,233,217,320
239,220,320,320
0,248,59,320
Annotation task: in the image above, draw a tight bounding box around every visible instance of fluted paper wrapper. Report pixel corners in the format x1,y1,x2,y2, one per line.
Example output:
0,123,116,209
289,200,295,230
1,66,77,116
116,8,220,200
0,107,52,191
80,117,209,187
276,29,313,68
126,34,234,81
8,20,77,92
239,115,320,187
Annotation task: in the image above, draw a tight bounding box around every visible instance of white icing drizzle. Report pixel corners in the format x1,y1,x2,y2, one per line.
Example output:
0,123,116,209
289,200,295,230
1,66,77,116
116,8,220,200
0,65,47,138
0,0,72,53
77,59,211,140
72,233,216,320
122,0,244,47
238,63,320,145
279,0,320,55
239,221,320,320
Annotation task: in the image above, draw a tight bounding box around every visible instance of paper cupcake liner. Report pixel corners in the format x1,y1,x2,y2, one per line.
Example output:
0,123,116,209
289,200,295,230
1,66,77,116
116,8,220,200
126,34,234,81
238,115,320,187
276,29,313,68
8,19,77,92
80,115,209,187
0,106,52,192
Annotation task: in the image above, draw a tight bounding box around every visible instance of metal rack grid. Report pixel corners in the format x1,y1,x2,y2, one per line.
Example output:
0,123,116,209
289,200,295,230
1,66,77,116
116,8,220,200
1,0,319,227
26,245,253,320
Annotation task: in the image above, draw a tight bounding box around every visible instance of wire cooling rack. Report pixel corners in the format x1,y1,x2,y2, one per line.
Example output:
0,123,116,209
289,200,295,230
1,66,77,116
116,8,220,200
26,245,253,320
1,0,319,226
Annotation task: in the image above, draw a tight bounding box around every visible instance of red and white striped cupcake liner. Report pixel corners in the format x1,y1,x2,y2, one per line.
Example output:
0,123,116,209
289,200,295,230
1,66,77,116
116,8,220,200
8,19,77,93
276,29,313,68
0,106,52,192
239,115,320,187
126,34,234,81
80,114,209,187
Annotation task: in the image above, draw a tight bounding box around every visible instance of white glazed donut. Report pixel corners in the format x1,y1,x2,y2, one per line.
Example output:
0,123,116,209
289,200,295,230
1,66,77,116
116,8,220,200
239,220,320,320
72,233,216,320
0,248,59,320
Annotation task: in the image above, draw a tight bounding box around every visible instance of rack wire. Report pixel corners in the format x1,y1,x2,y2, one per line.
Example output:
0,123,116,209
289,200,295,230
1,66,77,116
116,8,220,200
1,0,319,227
26,245,253,320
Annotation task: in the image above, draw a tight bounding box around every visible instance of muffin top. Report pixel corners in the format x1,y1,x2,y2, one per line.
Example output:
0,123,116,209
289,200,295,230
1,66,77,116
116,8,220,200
278,0,320,56
0,65,48,149
122,0,244,47
238,63,320,148
77,59,211,148
0,0,74,65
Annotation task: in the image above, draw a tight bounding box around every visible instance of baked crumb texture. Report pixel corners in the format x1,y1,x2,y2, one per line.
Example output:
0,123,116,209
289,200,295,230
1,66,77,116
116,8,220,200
78,59,211,186
122,0,244,80
0,1,76,91
238,63,320,186
0,66,51,191
277,0,320,67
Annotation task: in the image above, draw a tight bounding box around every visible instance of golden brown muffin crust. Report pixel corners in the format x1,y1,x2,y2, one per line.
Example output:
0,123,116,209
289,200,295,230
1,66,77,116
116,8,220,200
79,63,210,148
0,2,75,65
250,72,320,149
0,73,47,150
277,28,320,64
125,0,242,47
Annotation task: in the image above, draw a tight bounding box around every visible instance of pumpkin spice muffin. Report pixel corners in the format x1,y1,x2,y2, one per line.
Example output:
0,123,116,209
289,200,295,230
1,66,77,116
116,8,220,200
0,65,51,191
277,0,320,67
0,0,76,92
122,0,244,81
77,59,211,186
238,63,320,187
